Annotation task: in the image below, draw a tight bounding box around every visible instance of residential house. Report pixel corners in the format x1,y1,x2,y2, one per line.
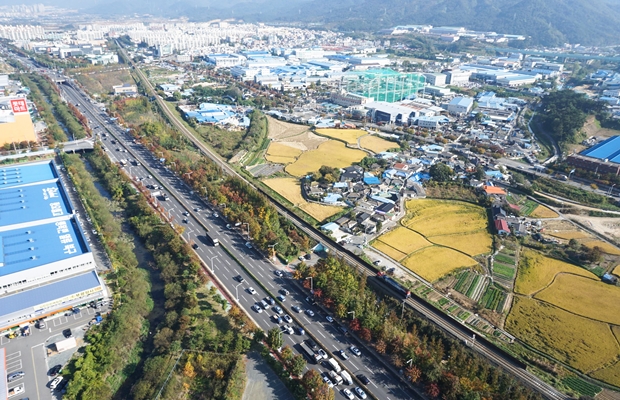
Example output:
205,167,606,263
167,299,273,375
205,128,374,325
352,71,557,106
494,219,510,235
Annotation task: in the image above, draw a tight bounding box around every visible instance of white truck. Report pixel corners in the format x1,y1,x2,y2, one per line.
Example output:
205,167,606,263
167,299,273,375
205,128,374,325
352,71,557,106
327,357,342,373
340,370,353,385
328,370,343,385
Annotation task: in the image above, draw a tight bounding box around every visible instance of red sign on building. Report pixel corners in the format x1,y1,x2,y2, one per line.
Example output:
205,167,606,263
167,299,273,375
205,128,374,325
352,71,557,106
10,99,28,114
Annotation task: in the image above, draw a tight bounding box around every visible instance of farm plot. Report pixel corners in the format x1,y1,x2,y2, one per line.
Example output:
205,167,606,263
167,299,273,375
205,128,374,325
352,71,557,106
480,285,508,312
530,205,559,219
429,231,492,256
403,199,488,237
359,135,397,153
403,246,478,282
285,141,366,177
561,377,602,398
452,271,487,301
535,274,620,325
493,262,516,279
266,115,310,139
506,297,620,373
515,249,595,295
374,226,432,255
315,128,367,145
580,239,620,255
265,142,303,164
591,359,620,388
372,241,408,262
506,193,539,216
263,177,343,221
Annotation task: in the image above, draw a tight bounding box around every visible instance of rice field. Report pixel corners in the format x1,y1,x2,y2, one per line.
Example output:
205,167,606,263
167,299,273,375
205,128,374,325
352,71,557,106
265,142,303,164
515,249,595,295
315,128,367,145
403,199,488,237
547,230,591,240
285,140,366,177
591,361,620,388
530,205,560,218
374,227,432,255
429,231,493,256
535,274,620,325
402,246,478,282
506,297,620,373
359,135,397,153
580,239,620,255
263,177,343,221
372,241,408,262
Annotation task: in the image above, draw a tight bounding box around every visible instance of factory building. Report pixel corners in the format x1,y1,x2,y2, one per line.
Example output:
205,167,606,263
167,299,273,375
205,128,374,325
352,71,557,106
0,160,106,331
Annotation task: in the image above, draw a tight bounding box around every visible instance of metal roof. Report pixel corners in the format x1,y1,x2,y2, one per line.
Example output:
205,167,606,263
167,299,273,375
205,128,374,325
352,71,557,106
0,160,58,190
0,270,102,316
0,217,88,277
581,135,620,163
0,181,72,229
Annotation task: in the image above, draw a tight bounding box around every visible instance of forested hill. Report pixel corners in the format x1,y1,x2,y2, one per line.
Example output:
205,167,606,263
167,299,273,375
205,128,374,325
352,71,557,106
79,0,620,46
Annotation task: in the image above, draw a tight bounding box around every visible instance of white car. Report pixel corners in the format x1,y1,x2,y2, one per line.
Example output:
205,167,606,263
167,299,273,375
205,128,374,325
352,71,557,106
322,375,334,388
342,388,355,400
355,387,367,399
283,314,292,324
251,304,263,313
247,287,256,295
273,306,283,314
50,376,63,390
245,242,253,249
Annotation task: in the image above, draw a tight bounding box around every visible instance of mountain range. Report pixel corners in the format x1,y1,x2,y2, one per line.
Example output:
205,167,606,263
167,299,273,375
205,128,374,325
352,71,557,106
9,0,620,46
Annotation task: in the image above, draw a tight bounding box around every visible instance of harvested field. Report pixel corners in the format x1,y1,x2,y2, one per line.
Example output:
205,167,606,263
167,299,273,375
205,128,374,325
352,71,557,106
263,177,343,221
359,135,397,153
315,128,366,145
267,115,310,139
515,249,595,295
580,239,620,255
429,231,493,256
374,227,432,255
530,205,559,219
72,67,134,95
372,241,408,262
506,297,619,373
403,199,488,237
547,230,591,240
535,274,620,325
265,142,303,164
402,246,477,282
285,141,366,177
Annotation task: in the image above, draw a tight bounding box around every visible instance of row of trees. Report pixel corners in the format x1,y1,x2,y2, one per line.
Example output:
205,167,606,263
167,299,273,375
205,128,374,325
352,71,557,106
295,257,544,400
18,74,67,145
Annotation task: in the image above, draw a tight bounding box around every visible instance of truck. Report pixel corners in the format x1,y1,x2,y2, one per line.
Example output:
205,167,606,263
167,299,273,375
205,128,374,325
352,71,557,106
163,193,170,201
8,384,24,397
151,190,162,198
340,370,353,385
205,232,220,246
328,370,343,385
327,357,342,373
299,341,320,363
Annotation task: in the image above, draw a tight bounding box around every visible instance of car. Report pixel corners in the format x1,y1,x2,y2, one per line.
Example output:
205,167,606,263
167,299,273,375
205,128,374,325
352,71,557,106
272,314,282,324
357,374,370,385
326,315,334,323
317,349,327,360
274,270,283,277
226,223,232,229
338,349,349,360
291,305,301,313
322,375,334,388
50,376,63,390
245,242,253,249
63,329,72,338
338,326,349,335
305,296,314,304
7,371,24,382
183,211,189,216
304,253,311,260
282,325,294,334
273,306,283,314
6,331,17,339
234,275,244,283
373,259,381,265
306,339,318,350
213,212,219,218
192,243,199,249
266,297,275,306
37,319,46,329
277,295,286,302
49,365,62,377
354,387,367,399
183,218,188,223
247,287,256,295
295,326,305,335
251,304,263,313
279,288,290,296
194,208,202,212
305,309,315,317
283,314,292,323
343,388,355,400
349,346,361,356
56,378,69,392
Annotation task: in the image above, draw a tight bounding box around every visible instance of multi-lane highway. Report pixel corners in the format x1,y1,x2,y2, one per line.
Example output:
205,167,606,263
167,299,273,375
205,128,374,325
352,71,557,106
58,81,416,400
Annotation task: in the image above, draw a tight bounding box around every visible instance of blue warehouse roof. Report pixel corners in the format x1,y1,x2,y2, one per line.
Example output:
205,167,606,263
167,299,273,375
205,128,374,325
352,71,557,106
581,135,620,163
0,217,89,277
0,160,58,189
0,181,72,228
0,270,102,316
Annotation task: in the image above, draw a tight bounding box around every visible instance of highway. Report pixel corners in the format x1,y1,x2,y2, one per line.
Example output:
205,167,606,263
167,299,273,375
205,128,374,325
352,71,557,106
58,81,416,400
108,47,568,400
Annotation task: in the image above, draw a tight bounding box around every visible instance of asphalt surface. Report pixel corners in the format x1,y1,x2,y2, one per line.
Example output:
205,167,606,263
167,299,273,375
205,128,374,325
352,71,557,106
59,82,416,400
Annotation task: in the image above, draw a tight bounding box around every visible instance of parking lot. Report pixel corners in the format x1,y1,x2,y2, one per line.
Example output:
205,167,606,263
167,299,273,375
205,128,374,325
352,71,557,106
2,303,109,399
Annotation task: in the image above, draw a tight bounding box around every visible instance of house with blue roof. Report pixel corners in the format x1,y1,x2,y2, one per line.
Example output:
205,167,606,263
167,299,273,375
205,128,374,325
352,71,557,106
363,173,381,185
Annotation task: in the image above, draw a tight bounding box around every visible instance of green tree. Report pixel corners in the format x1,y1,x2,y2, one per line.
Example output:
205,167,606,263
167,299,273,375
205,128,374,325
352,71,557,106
429,163,454,182
267,327,283,349
289,354,306,376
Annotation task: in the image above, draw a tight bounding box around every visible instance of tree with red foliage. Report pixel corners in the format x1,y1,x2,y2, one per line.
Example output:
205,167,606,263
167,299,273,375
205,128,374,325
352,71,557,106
405,366,421,383
426,383,440,398
314,288,323,299
349,318,361,332
359,327,372,341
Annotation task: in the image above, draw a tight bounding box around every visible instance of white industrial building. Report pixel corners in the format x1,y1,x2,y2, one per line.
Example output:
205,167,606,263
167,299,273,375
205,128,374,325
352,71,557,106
448,96,474,115
444,69,472,85
423,73,447,87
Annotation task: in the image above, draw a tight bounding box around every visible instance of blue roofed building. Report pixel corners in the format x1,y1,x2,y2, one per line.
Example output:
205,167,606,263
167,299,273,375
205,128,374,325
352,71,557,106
0,160,106,331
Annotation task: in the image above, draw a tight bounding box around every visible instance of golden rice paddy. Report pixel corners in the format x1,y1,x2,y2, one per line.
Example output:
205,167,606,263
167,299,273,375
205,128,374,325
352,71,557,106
285,141,366,177
402,246,478,282
315,128,367,145
359,135,397,153
263,177,343,221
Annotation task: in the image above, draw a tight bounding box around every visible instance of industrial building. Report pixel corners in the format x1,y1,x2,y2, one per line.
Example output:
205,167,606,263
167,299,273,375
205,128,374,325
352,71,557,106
0,96,37,147
342,69,426,103
0,160,106,331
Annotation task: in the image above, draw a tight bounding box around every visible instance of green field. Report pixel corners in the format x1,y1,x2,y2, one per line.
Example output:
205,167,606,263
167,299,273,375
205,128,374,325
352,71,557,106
495,253,515,264
494,263,516,279
561,377,602,397
480,286,507,312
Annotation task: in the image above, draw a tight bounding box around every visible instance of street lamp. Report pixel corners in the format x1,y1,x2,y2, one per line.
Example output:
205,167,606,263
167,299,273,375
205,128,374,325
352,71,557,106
209,255,219,272
268,242,278,259
306,277,313,293
235,282,243,301
401,299,407,320
609,183,616,196
347,311,355,320
242,222,249,237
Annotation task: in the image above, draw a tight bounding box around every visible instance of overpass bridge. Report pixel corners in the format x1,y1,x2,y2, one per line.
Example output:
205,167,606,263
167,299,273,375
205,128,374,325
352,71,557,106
61,138,94,153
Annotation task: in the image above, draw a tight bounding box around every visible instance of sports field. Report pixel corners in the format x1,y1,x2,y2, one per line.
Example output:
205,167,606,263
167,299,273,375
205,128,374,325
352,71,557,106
263,177,343,221
402,246,478,282
315,128,366,145
285,141,366,177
